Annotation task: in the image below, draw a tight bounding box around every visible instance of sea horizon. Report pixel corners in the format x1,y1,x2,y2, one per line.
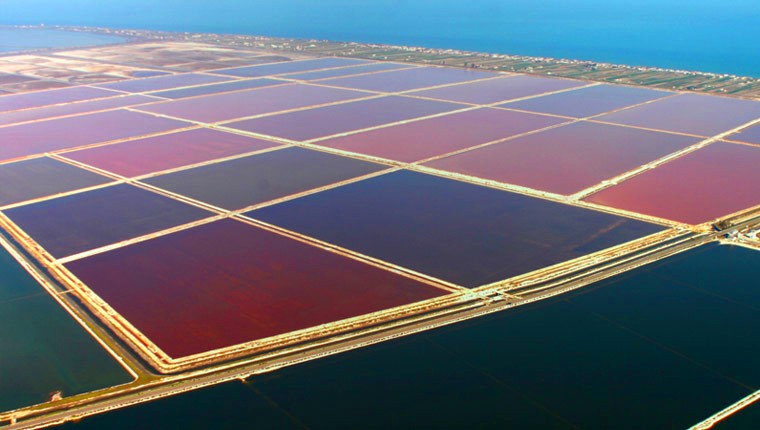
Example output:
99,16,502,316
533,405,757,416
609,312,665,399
1,0,759,77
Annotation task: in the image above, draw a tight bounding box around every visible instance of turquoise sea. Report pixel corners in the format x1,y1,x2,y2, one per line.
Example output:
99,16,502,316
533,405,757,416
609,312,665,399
1,0,759,76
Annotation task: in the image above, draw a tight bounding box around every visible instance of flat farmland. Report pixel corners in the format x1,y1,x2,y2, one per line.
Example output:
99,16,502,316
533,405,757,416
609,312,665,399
64,219,447,359
63,128,282,177
247,171,664,288
585,141,760,224
143,147,387,210
136,84,370,123
225,96,466,141
4,184,210,258
314,107,566,162
425,121,701,195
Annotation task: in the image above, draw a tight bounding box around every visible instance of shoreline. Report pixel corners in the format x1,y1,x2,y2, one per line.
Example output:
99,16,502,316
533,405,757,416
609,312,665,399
0,26,759,429
4,24,759,99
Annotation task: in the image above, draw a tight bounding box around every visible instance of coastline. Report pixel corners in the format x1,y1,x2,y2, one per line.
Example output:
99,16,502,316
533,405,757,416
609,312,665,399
0,24,758,429
8,24,759,100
